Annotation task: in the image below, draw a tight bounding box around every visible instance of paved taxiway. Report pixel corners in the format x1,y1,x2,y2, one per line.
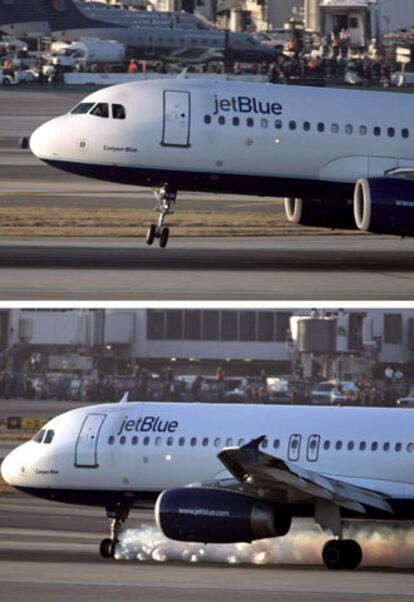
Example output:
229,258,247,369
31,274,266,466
1,494,414,602
1,88,414,299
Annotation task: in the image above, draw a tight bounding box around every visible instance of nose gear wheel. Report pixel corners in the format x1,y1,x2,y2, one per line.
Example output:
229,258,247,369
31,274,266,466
146,184,176,248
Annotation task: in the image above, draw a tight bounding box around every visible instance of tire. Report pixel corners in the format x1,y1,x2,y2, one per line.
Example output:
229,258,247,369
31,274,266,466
342,539,362,570
99,538,114,559
146,224,156,245
322,540,344,570
159,227,169,248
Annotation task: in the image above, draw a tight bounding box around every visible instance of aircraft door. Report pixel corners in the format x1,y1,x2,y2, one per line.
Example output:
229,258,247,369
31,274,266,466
162,90,191,148
306,434,320,462
288,434,302,462
75,413,107,468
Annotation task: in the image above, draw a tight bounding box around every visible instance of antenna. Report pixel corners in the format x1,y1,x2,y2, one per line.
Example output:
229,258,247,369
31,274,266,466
119,391,129,404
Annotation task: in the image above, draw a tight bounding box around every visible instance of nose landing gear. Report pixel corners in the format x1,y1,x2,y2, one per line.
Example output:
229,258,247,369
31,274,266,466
146,184,177,248
100,504,130,559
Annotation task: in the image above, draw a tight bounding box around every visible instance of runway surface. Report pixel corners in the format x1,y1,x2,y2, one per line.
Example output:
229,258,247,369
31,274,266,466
1,494,414,602
1,88,414,299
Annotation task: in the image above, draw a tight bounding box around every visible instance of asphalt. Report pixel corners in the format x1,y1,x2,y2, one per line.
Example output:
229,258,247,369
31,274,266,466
1,494,414,602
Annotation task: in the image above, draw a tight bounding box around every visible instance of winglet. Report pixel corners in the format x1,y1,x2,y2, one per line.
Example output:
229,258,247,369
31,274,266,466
177,68,188,79
119,391,129,404
241,435,267,461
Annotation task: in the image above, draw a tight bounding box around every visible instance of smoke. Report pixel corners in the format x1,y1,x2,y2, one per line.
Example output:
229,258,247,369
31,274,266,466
115,521,414,567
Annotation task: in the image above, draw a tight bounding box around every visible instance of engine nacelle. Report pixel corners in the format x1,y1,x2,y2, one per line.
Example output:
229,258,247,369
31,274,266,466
155,487,291,544
284,197,356,230
354,178,414,236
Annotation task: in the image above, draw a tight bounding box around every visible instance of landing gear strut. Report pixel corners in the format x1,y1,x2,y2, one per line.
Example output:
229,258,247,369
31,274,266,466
146,184,177,248
99,504,129,559
315,500,363,570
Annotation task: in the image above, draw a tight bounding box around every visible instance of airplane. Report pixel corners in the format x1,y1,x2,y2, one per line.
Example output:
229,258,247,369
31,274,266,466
36,0,276,64
0,0,50,36
1,399,413,570
29,77,414,247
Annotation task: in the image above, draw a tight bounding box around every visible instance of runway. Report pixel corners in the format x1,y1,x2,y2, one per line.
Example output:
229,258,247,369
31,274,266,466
0,235,413,299
1,494,414,602
1,88,414,299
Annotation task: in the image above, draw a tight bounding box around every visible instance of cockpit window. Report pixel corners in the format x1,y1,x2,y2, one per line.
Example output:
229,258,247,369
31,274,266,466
90,103,109,119
112,104,126,120
71,102,95,115
44,430,55,444
33,429,45,443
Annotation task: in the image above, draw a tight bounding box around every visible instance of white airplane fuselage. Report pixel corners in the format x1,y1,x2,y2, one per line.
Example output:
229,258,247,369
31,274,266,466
2,402,414,519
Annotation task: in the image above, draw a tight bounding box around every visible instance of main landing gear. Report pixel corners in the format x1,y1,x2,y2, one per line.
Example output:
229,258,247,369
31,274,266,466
315,501,363,570
99,504,129,559
146,184,177,249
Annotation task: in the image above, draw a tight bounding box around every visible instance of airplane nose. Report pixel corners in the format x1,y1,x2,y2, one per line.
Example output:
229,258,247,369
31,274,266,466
30,118,62,160
1,449,15,485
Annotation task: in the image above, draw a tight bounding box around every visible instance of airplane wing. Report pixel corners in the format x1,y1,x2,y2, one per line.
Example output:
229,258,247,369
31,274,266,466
215,436,393,515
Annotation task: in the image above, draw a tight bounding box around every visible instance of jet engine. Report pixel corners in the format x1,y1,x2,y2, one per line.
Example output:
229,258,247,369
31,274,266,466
284,198,356,230
155,487,291,543
354,178,414,236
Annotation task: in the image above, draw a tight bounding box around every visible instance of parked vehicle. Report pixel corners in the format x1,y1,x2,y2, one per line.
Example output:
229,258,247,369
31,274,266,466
311,381,357,405
396,395,414,408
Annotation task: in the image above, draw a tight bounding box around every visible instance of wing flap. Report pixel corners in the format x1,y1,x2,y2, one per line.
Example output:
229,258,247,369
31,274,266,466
218,437,393,515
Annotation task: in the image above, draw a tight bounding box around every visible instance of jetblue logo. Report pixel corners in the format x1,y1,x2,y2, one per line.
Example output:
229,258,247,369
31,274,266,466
117,416,178,436
213,95,282,116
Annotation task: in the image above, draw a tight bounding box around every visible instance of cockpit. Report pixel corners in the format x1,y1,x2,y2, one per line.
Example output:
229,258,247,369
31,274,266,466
70,102,126,120
32,428,55,444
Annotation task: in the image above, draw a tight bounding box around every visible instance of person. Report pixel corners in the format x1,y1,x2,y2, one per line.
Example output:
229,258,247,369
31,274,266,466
128,59,138,74
385,365,394,384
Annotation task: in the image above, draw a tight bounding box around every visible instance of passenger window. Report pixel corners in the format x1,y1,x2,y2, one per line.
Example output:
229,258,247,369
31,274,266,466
178,436,185,446
218,116,225,125
335,440,342,450
289,120,296,130
323,440,330,450
360,441,366,451
204,115,211,124
331,123,339,133
260,118,268,129
247,117,254,127
214,437,221,448
155,436,162,446
395,442,402,452
167,436,173,446
347,441,354,450
232,116,240,126
260,439,267,449
90,103,109,118
132,436,138,445
202,437,209,447
273,439,280,449
317,122,325,133
238,438,245,446
345,124,353,135
303,121,311,131
402,128,409,139
44,430,54,444
120,436,126,445
190,437,197,447
143,436,150,446
371,441,378,451
112,104,126,120
226,437,233,446
388,127,395,138
383,442,390,451
359,125,367,136
275,119,282,129
33,429,46,443
407,442,414,453
374,126,381,136
71,102,95,115
108,436,114,445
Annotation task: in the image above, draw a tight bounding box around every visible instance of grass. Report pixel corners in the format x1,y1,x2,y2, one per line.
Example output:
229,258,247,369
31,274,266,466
0,207,360,237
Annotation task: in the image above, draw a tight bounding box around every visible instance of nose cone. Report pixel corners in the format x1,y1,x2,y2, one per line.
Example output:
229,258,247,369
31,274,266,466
1,448,16,486
30,118,62,160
